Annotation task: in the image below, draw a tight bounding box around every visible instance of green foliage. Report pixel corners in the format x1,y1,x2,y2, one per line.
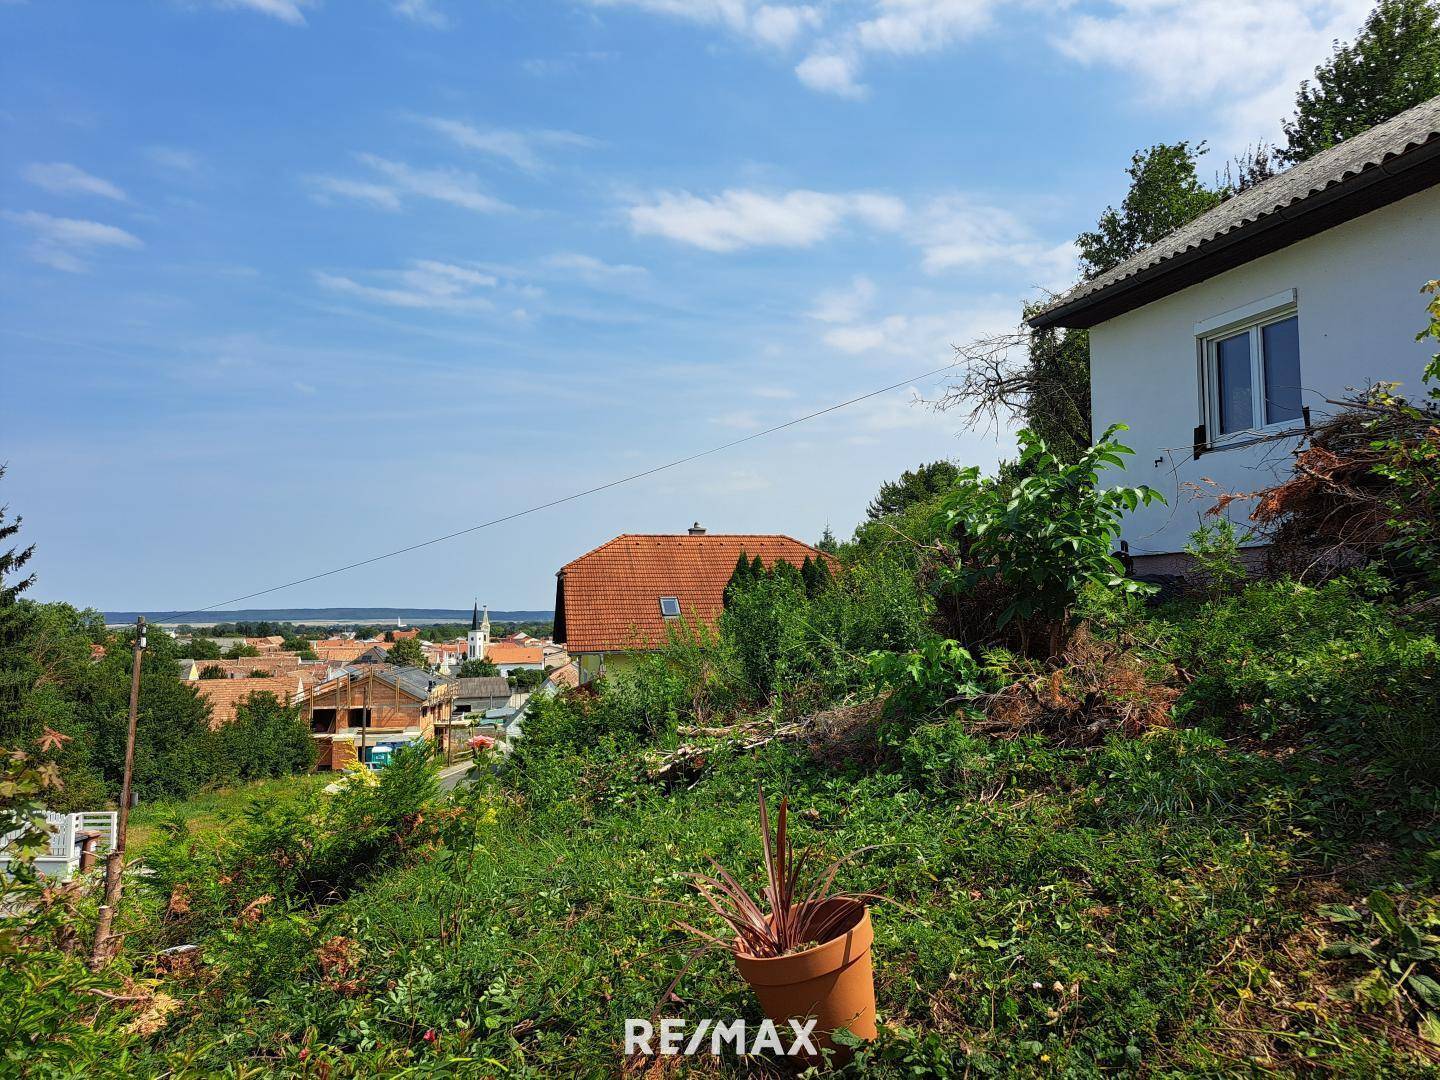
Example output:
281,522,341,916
217,690,316,780
929,425,1162,654
1320,891,1440,1043
867,636,982,719
175,636,222,660
1281,0,1440,165
1182,517,1249,600
1167,572,1440,776
1076,142,1225,278
144,742,442,937
507,667,546,691
456,657,498,678
866,461,960,521
224,642,261,659
385,636,427,669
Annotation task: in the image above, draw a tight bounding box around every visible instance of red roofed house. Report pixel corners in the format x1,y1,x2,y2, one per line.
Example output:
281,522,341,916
554,524,835,685
484,641,545,676
194,675,302,729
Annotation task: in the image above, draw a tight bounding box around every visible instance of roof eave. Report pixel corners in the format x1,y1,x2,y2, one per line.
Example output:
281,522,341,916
1028,138,1440,332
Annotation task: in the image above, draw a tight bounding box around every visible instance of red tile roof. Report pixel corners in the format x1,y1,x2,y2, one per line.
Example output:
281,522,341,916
485,642,544,665
194,676,298,729
554,534,835,654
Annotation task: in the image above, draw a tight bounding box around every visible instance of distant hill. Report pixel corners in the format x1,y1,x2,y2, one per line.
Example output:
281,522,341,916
104,607,553,627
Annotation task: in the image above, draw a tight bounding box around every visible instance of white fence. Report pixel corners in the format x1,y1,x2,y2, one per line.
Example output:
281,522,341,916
2,810,117,879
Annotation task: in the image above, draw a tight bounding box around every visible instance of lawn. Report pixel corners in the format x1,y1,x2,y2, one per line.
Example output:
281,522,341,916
125,773,328,856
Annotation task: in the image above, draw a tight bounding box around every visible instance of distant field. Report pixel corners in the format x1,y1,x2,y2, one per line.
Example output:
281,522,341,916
126,774,328,855
102,607,554,628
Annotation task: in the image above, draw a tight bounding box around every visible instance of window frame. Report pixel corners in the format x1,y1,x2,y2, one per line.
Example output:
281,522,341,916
658,596,681,618
1196,293,1302,445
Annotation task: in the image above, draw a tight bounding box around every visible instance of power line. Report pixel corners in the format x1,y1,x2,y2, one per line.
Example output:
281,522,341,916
159,360,962,623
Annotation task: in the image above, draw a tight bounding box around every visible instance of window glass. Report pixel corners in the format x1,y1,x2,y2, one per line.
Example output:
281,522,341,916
1262,315,1302,424
1215,331,1252,434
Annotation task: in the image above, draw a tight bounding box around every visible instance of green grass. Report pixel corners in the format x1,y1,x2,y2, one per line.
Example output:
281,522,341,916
125,773,327,855
123,718,1438,1076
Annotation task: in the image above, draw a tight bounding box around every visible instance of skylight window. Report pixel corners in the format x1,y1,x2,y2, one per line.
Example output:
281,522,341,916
659,596,681,618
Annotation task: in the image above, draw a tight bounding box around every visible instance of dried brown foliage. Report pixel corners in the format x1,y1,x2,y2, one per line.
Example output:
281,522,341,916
976,629,1177,746
1244,393,1439,580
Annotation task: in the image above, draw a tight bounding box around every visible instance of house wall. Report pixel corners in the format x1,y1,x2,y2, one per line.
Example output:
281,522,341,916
302,674,450,768
1089,184,1440,560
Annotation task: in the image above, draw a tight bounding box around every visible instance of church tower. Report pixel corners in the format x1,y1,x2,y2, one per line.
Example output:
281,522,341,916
467,600,490,661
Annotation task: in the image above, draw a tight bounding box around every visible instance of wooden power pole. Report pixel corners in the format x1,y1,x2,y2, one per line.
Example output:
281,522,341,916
92,616,145,968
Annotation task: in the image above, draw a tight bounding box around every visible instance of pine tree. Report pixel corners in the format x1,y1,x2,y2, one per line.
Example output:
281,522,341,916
1281,0,1440,165
723,551,753,609
750,554,765,579
0,465,35,606
0,465,37,728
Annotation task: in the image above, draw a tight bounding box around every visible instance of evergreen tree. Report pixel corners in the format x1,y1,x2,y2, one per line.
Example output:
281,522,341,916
801,555,833,598
866,461,960,521
1281,0,1440,165
750,554,765,578
816,525,839,554
0,466,37,731
723,551,754,609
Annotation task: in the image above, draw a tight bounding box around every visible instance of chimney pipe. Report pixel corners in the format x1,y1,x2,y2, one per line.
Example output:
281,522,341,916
688,522,706,535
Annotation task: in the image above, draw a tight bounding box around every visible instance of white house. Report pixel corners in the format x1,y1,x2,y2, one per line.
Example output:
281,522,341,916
1029,95,1440,574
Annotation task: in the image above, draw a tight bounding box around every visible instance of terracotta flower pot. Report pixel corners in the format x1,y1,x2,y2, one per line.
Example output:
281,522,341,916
733,898,876,1055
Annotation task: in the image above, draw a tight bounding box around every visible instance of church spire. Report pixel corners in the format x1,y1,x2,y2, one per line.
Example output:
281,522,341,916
481,604,490,633
471,599,480,631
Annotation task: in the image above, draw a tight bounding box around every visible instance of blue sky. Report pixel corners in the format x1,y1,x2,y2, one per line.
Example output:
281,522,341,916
1,0,1373,611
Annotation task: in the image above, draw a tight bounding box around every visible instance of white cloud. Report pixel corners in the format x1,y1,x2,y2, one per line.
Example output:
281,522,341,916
581,1,820,49
1,209,142,272
820,300,1018,362
1052,0,1372,143
753,385,797,399
544,252,648,280
418,117,597,172
711,409,763,429
146,146,202,174
914,196,1077,285
794,52,866,97
627,187,905,251
809,275,876,323
391,0,448,27
309,154,513,214
211,0,312,24
23,162,127,201
314,259,500,313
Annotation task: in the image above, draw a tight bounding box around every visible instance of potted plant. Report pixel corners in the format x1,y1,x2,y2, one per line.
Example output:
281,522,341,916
679,788,877,1055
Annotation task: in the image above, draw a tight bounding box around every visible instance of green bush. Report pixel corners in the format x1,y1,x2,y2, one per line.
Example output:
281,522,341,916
928,425,1162,657
217,690,316,781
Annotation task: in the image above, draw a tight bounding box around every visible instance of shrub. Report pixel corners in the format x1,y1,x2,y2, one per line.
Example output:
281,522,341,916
867,636,982,721
217,690,316,780
1182,517,1249,599
928,425,1162,657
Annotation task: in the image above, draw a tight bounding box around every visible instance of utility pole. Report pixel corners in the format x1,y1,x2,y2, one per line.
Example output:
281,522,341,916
91,615,145,968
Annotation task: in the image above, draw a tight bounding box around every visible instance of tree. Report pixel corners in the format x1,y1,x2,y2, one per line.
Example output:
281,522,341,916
816,525,839,555
387,636,427,669
943,143,1224,464
866,462,960,520
0,466,35,606
1077,142,1225,279
176,637,222,660
198,664,226,680
223,642,259,660
217,691,314,780
801,555,833,598
1281,0,1440,165
0,466,38,727
723,551,757,608
456,658,499,678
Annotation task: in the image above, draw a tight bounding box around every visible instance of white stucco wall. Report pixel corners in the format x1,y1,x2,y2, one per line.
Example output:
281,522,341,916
1089,184,1440,560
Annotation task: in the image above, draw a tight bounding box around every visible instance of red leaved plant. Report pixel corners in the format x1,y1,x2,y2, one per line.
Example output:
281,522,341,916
678,787,871,958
